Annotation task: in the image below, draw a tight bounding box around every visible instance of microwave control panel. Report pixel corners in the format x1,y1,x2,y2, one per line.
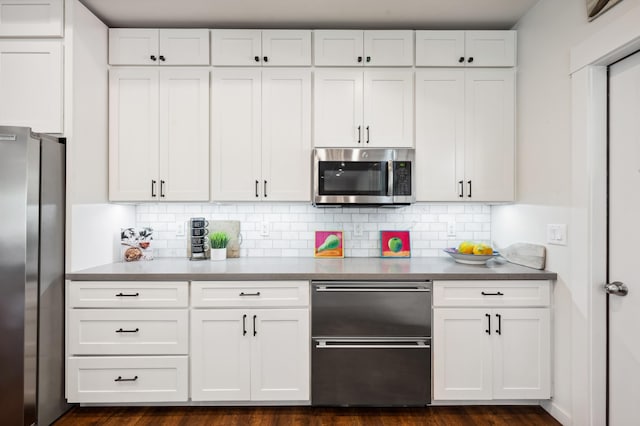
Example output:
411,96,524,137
393,162,412,196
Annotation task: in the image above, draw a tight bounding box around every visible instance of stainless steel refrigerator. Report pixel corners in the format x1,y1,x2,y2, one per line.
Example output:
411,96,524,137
0,126,71,425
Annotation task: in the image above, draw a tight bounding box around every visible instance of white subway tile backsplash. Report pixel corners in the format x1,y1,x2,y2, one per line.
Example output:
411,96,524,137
133,202,491,258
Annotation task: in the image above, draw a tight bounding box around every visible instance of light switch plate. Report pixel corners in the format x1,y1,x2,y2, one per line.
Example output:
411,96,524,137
260,221,269,237
547,224,567,245
447,220,456,237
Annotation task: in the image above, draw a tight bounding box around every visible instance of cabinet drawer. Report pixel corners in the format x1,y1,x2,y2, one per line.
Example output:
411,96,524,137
68,309,188,355
67,356,188,403
433,280,550,307
68,281,188,308
191,281,309,307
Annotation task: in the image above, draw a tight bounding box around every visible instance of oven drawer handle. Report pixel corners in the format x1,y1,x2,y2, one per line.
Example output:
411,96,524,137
315,340,430,349
315,286,430,292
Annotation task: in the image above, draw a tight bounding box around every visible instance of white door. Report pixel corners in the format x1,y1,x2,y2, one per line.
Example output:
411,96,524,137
433,308,492,400
159,29,210,65
261,30,311,66
464,68,515,201
108,29,159,65
313,69,363,147
363,69,414,147
492,308,551,399
0,0,63,37
261,69,311,201
108,68,159,201
415,31,465,67
465,31,516,68
250,309,310,401
363,30,414,66
415,69,465,201
211,68,261,201
313,30,363,66
0,40,63,133
159,68,209,201
210,29,261,66
607,50,640,426
190,309,251,401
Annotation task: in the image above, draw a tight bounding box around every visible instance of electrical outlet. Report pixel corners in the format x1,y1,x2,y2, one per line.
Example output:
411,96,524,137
547,224,567,245
175,221,185,237
354,223,363,237
447,220,456,237
260,221,269,237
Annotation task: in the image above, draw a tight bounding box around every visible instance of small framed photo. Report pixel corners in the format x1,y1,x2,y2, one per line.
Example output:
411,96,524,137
314,231,344,258
380,230,411,258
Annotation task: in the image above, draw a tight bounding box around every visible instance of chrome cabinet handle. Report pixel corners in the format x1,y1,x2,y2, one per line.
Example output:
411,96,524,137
115,328,139,333
315,286,430,292
485,313,491,335
316,340,429,349
605,281,629,296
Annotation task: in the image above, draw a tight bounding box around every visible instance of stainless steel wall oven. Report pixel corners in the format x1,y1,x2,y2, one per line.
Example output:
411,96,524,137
311,281,432,406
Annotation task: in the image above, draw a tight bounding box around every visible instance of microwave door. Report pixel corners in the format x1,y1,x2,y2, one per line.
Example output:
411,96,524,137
317,161,393,204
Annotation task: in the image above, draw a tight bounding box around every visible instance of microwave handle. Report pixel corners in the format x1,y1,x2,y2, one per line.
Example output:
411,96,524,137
387,161,393,196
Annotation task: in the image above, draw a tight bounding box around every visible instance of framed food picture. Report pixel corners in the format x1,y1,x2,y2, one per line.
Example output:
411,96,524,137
380,230,411,258
314,231,344,258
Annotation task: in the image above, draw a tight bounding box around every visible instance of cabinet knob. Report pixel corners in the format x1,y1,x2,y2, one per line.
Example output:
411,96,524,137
458,57,465,63
357,56,363,63
467,57,474,63
263,56,268,63
159,55,166,62
254,56,260,62
150,55,157,61
366,56,371,63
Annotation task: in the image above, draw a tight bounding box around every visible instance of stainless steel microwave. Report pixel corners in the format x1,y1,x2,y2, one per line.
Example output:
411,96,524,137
313,148,415,206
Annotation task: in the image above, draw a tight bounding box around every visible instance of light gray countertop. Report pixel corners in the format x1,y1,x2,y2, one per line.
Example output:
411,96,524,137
66,257,557,281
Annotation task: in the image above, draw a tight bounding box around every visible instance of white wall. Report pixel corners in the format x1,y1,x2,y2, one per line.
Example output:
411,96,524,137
495,0,640,424
65,0,135,270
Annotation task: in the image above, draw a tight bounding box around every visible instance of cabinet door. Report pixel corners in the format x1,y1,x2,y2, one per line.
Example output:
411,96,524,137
415,69,465,201
0,0,63,37
364,30,414,66
211,68,261,201
492,308,551,399
261,69,311,201
159,68,209,201
363,69,414,147
191,309,251,401
0,40,63,133
250,309,310,401
415,31,465,67
313,30,363,66
262,30,311,66
313,69,363,147
464,69,515,201
109,29,159,65
433,308,492,400
211,29,261,66
465,31,516,67
159,29,210,65
109,68,160,201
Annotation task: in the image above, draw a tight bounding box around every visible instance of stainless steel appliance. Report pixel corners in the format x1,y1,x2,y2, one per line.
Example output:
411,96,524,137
313,148,415,206
0,126,71,425
311,281,432,406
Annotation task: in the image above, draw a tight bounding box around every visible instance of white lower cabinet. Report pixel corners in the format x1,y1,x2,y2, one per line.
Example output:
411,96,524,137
433,280,551,401
191,308,310,402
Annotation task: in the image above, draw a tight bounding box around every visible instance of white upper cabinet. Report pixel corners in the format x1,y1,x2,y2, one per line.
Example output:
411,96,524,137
0,40,63,133
0,0,63,37
109,68,210,201
416,30,515,67
314,69,413,147
109,29,210,65
415,68,515,202
314,30,413,66
211,29,311,66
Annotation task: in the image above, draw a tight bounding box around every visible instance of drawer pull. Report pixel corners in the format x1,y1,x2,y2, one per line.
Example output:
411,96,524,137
481,291,504,296
115,328,140,333
239,292,261,297
114,375,138,382
116,292,140,297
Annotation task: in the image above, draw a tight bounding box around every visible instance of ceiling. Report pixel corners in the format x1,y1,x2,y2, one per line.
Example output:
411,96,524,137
79,0,540,30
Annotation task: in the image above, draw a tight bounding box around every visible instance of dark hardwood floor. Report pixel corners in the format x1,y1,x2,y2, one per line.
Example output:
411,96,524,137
54,405,561,426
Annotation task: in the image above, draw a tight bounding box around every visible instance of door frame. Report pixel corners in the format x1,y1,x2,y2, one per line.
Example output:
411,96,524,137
570,6,640,426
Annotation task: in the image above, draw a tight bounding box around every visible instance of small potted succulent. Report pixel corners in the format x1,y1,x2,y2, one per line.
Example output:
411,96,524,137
209,231,230,261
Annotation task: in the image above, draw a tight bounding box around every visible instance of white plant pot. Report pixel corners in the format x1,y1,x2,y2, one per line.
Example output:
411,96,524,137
210,248,227,261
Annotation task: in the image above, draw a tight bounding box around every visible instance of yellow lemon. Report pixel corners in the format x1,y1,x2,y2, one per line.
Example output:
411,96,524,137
473,243,493,255
458,241,475,254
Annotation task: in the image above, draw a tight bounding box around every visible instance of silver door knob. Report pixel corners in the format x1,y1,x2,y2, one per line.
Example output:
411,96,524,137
605,281,629,296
